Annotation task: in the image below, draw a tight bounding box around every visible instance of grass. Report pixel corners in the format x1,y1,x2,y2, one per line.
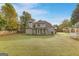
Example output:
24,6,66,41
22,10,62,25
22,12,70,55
0,33,79,56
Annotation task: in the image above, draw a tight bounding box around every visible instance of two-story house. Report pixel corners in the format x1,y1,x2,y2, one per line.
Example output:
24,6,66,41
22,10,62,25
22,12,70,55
26,19,55,35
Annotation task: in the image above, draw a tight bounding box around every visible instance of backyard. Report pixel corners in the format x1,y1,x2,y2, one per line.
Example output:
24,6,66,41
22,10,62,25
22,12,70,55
0,33,79,56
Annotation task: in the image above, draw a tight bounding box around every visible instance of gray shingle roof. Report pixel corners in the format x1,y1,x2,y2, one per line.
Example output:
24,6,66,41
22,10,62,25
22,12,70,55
34,20,53,28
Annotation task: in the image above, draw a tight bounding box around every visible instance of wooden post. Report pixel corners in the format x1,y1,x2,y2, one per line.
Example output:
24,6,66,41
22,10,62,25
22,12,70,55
37,29,38,35
75,28,77,33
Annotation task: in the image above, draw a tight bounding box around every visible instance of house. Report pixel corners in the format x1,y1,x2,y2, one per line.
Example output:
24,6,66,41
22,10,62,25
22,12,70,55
63,27,70,33
26,19,55,35
69,22,79,39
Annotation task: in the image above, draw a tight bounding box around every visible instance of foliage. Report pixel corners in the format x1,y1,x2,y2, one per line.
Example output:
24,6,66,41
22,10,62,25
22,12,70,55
6,18,18,30
53,25,59,32
20,11,31,32
0,13,6,30
71,4,79,25
1,3,18,31
58,19,71,32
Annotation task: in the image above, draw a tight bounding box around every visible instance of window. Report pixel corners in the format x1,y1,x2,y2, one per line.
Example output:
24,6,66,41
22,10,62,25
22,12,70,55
38,24,40,26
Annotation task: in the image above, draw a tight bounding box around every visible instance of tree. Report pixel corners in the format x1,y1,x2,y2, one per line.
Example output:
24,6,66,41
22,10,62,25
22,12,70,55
53,25,59,32
58,19,71,32
1,3,18,31
0,13,6,30
20,11,31,32
71,4,79,25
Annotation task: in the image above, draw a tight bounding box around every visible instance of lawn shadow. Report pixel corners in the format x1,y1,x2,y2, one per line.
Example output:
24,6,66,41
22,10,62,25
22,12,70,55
25,34,55,39
0,52,8,56
71,37,79,41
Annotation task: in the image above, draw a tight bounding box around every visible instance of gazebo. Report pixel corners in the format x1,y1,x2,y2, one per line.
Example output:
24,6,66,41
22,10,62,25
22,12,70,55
70,22,79,39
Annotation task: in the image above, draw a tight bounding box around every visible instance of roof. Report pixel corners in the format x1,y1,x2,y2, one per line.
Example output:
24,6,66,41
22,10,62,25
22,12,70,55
34,20,53,28
28,19,35,23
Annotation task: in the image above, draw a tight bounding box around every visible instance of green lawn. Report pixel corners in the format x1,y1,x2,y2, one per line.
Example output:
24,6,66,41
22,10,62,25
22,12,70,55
0,33,79,56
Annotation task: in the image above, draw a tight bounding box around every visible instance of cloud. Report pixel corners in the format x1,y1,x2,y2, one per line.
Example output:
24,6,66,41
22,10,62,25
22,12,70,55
26,9,48,16
13,3,38,9
0,3,57,25
13,3,49,19
13,3,40,15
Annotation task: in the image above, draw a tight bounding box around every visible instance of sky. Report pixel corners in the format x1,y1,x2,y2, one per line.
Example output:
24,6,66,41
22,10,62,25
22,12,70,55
0,3,77,25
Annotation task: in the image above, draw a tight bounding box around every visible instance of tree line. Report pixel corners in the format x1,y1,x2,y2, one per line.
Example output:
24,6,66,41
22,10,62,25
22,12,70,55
0,3,31,32
56,4,79,32
0,3,79,32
